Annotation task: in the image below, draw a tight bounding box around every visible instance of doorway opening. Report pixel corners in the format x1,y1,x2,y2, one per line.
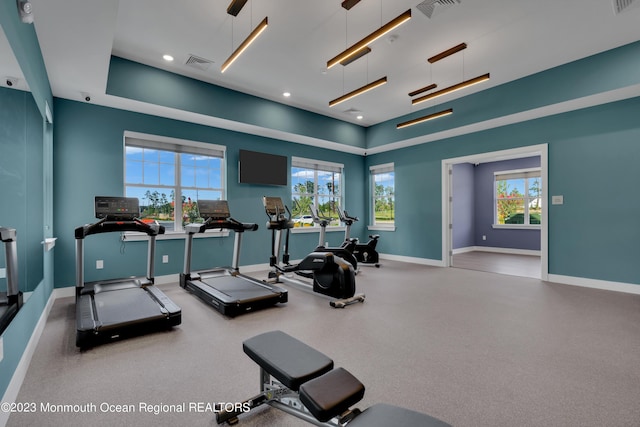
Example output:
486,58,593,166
442,144,548,280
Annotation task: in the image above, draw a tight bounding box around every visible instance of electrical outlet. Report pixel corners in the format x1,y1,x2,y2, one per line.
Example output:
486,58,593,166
482,235,486,241
162,255,169,264
0,267,5,279
96,260,104,269
552,195,564,205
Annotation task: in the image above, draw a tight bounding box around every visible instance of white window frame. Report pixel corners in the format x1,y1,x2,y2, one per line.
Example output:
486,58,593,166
291,156,344,234
493,167,541,229
123,131,227,240
369,163,395,231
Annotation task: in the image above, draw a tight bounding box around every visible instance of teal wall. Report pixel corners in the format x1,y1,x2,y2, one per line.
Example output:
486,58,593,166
107,57,367,150
1,0,54,403
52,98,366,287
0,87,43,293
366,96,640,284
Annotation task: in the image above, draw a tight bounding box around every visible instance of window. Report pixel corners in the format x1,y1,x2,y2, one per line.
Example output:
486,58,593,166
370,163,395,227
124,132,225,233
291,157,343,227
495,168,541,226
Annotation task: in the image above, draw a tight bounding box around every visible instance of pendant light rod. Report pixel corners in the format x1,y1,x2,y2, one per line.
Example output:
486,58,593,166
397,108,453,129
221,16,268,73
329,76,388,107
327,9,412,69
412,73,490,105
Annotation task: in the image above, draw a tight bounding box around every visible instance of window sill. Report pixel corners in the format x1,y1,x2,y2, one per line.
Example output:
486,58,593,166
368,225,396,232
492,224,541,230
291,226,345,234
122,229,230,242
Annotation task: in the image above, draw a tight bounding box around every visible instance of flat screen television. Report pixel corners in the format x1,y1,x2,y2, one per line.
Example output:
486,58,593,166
239,149,288,186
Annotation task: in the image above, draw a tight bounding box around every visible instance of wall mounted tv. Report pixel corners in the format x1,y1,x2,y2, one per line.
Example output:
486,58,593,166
239,149,288,186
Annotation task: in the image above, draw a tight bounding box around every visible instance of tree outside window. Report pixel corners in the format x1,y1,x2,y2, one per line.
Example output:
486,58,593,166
495,169,541,225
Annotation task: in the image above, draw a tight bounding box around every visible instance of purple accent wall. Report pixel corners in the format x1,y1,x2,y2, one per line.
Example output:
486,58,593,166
453,156,541,251
452,163,475,248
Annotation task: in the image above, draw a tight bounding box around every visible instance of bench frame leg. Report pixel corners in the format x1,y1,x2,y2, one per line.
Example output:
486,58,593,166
216,368,354,426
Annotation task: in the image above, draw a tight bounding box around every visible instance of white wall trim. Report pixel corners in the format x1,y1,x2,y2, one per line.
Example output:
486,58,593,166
379,253,445,267
547,274,640,295
452,246,541,256
0,290,57,427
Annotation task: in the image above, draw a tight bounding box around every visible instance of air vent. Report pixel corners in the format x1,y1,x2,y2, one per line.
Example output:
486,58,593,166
184,54,214,71
612,0,639,14
416,0,461,19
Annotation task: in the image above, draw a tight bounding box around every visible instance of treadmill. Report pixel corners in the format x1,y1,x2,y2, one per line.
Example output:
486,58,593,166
75,196,181,348
180,200,287,317
1,227,23,336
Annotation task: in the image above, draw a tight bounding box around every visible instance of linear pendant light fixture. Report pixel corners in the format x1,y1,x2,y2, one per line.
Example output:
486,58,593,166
329,76,388,107
327,9,412,69
408,83,437,97
397,108,453,129
227,0,248,16
221,16,268,73
412,73,490,105
340,47,371,66
428,42,467,63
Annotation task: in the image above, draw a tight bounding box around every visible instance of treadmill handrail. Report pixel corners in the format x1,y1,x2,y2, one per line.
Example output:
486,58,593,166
186,217,258,234
75,217,165,239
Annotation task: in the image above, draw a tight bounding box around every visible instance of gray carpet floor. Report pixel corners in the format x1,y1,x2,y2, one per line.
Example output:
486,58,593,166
6,261,640,427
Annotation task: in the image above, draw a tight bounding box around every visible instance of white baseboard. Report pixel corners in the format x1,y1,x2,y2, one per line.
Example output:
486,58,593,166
547,274,640,295
452,246,541,256
0,290,57,427
379,253,445,267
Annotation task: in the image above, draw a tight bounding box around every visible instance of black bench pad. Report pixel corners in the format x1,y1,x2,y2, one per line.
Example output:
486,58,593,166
349,403,452,427
299,367,365,422
243,331,334,391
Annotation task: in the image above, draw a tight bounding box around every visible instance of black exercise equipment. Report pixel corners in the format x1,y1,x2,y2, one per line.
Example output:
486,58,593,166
180,199,287,317
0,227,23,336
75,196,181,348
263,197,364,308
338,208,381,268
309,207,359,272
216,330,451,426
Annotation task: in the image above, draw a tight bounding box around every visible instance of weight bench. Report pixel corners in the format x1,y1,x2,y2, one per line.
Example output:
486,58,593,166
216,330,450,426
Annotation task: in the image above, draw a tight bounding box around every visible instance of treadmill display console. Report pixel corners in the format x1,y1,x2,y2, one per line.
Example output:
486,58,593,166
198,200,230,220
95,196,139,220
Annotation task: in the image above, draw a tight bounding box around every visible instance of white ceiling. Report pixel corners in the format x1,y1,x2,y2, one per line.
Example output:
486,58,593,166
4,0,640,130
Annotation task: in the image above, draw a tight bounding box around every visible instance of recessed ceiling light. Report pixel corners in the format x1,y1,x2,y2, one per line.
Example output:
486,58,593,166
163,54,174,62
283,92,291,97
356,115,363,120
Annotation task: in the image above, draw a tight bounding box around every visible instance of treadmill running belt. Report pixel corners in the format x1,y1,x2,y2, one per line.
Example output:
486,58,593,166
93,287,166,328
199,276,278,300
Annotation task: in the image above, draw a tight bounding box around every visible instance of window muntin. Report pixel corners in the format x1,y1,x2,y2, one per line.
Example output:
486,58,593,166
371,163,395,227
495,169,541,226
291,157,343,227
124,133,225,233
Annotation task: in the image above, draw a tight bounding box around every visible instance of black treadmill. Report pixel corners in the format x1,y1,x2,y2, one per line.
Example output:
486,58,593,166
75,196,181,348
180,200,287,317
1,227,23,336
